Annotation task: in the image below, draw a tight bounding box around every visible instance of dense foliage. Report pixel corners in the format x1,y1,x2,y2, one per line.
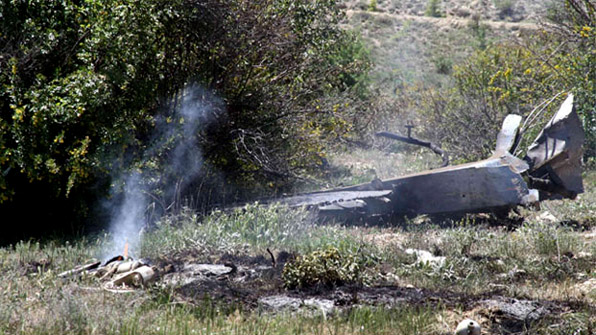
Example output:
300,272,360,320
418,0,594,162
0,0,371,229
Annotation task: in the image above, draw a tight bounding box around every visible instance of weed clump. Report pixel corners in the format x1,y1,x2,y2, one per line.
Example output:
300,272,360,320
425,0,443,17
282,247,372,290
368,0,377,12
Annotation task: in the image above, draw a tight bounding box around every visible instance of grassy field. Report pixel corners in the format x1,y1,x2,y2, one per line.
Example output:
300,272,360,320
1,168,593,335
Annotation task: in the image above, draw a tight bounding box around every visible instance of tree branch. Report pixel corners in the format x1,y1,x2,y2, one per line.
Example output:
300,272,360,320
375,131,449,167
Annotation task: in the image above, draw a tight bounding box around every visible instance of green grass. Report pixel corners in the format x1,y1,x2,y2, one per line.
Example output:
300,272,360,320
140,203,364,259
370,213,594,296
1,169,594,334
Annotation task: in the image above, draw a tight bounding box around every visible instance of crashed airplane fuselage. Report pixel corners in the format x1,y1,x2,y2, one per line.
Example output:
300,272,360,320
276,94,585,219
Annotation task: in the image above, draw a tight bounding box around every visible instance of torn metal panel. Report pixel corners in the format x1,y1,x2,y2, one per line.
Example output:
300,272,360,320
525,94,585,198
282,157,533,217
385,164,531,215
273,190,393,221
277,190,392,208
332,158,531,215
495,114,523,155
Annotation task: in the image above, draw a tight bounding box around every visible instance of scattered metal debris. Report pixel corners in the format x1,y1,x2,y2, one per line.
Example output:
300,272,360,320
59,256,157,291
480,297,550,332
455,318,481,335
405,248,446,267
109,264,156,288
58,251,583,332
162,263,236,286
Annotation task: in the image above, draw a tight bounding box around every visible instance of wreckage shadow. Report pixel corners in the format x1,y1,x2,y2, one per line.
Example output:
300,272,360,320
318,209,525,231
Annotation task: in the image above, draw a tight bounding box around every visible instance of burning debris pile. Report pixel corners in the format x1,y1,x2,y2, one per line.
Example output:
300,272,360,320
53,240,589,334
57,247,287,295
59,255,157,292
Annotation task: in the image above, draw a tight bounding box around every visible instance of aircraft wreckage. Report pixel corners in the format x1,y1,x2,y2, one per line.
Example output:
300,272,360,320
271,94,586,220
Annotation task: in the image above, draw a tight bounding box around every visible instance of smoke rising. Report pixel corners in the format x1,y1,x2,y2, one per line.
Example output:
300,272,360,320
102,85,223,259
105,172,145,259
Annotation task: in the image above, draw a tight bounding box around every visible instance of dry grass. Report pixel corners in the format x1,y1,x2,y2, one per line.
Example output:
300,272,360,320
1,171,594,334
345,0,549,22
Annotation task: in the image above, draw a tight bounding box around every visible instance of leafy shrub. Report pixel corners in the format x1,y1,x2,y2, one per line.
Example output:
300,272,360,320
408,0,594,162
494,0,515,19
420,33,594,161
368,0,377,12
468,17,489,50
0,0,373,229
544,0,595,159
425,0,442,18
432,55,452,75
282,246,373,289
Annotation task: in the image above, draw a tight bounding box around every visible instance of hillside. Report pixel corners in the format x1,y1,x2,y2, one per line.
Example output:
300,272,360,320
342,0,549,93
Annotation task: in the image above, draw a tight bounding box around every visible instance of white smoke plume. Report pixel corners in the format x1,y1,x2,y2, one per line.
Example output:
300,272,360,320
105,172,145,259
102,85,223,260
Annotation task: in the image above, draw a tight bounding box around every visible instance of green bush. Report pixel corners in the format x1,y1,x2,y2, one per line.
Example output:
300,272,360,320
494,0,515,19
368,0,377,11
420,29,594,161
409,0,594,162
0,0,373,227
432,55,452,75
425,0,442,18
282,246,373,289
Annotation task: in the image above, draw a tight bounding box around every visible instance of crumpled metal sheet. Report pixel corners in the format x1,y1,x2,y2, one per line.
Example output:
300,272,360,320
495,114,523,155
526,94,585,198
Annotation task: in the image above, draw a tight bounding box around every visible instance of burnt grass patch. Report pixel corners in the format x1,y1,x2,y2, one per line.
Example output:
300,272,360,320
151,247,593,332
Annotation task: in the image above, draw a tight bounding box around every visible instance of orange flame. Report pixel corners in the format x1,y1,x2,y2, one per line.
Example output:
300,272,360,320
123,241,129,259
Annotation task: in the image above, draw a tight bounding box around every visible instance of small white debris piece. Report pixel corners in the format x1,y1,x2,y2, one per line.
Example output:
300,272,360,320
116,260,142,274
183,263,233,276
58,260,101,278
497,266,526,280
521,189,539,205
111,265,156,288
575,251,592,259
303,298,335,317
258,295,335,316
455,319,481,335
405,248,446,267
537,211,558,223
